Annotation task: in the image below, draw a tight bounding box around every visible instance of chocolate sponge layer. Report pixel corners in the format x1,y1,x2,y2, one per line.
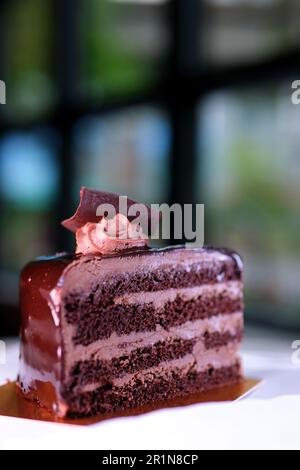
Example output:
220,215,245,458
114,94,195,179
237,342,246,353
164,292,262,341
64,362,242,418
66,330,243,390
64,287,242,346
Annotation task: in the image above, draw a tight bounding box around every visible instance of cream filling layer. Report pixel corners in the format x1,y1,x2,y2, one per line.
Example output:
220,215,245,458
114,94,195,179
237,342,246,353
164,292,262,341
115,281,242,309
78,342,241,393
64,312,243,372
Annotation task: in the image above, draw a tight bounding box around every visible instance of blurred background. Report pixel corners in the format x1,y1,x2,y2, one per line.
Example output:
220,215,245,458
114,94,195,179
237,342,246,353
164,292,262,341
0,0,300,336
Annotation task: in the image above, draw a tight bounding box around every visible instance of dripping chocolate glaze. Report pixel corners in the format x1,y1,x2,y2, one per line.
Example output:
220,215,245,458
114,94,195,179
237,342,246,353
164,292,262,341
18,254,75,412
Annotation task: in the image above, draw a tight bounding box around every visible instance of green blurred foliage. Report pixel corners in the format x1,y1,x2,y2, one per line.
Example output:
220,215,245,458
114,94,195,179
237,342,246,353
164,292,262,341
4,0,55,120
81,0,155,98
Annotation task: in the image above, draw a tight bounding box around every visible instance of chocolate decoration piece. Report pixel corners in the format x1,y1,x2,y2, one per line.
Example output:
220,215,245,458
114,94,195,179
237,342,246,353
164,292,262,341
61,187,156,234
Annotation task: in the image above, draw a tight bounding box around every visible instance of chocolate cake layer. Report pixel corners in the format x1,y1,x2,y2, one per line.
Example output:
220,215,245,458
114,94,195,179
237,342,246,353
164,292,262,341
66,338,241,392
64,261,241,307
68,337,196,389
60,248,242,311
66,311,243,364
65,282,243,345
67,330,243,389
65,362,241,418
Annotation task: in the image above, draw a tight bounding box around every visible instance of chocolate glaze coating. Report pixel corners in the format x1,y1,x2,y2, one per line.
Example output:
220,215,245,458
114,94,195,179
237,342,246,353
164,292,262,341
18,254,76,412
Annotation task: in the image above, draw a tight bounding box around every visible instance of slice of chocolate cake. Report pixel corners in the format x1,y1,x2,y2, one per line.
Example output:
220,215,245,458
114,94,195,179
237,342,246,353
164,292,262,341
18,189,244,418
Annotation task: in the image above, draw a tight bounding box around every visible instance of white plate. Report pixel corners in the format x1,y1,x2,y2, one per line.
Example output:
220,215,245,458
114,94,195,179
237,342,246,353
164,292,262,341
1,329,300,450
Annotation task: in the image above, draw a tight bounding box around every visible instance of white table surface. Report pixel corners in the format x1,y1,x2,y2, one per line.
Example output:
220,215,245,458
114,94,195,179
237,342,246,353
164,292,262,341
1,325,300,450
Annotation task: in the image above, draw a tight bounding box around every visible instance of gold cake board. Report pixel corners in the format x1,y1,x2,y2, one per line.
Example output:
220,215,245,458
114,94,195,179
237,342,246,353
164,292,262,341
0,379,260,426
